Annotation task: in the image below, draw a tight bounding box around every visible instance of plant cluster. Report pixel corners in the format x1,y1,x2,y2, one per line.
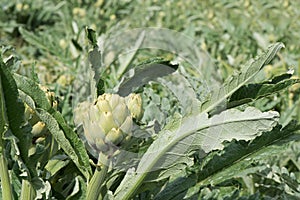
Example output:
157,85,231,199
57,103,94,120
1,0,300,199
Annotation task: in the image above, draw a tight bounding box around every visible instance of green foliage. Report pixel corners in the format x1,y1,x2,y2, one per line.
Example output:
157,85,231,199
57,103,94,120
1,1,300,199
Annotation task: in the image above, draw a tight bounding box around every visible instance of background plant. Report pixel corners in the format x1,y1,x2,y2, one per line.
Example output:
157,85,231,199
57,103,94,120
1,0,300,199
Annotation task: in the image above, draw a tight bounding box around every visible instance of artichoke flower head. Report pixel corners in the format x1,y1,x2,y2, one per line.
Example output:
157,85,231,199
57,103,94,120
125,93,143,120
74,93,138,157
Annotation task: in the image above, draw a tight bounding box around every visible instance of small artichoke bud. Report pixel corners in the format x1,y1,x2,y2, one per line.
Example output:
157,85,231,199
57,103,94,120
31,121,47,137
125,93,143,120
74,93,133,155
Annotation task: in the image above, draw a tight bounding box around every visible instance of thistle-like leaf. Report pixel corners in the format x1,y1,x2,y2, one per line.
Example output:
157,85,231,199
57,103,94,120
201,42,285,113
155,122,300,200
35,109,91,180
228,73,299,109
114,107,279,199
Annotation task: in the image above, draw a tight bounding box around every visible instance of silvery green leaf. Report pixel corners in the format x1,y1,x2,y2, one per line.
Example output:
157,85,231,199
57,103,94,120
201,42,284,114
114,107,279,199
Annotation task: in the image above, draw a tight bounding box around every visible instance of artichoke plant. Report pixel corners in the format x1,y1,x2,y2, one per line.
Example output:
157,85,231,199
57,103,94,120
74,93,142,158
24,85,59,156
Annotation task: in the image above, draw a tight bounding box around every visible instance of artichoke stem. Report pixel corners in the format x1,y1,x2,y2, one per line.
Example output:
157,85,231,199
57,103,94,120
20,179,35,200
0,149,13,200
86,155,109,200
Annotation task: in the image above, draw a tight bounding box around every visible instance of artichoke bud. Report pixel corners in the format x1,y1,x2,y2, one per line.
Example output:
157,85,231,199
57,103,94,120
31,121,47,137
125,93,143,120
52,100,58,110
75,93,133,155
96,99,111,112
120,116,133,135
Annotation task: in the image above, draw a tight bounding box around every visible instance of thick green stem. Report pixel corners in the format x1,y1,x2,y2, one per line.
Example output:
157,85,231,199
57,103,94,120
86,155,109,200
0,149,13,200
0,68,13,200
20,179,35,200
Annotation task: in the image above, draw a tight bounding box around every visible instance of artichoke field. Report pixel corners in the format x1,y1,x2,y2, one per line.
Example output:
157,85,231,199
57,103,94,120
1,1,300,199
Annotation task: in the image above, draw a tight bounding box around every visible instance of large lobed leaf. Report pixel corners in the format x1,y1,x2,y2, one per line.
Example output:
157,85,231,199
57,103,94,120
114,107,279,199
186,122,300,199
154,121,300,199
201,42,285,113
35,109,91,180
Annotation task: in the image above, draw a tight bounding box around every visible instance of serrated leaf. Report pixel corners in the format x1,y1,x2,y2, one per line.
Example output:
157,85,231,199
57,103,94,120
116,58,178,96
198,123,300,186
13,73,51,111
201,42,284,113
228,76,300,109
114,107,279,199
88,46,102,99
35,109,91,179
52,111,92,178
0,57,29,161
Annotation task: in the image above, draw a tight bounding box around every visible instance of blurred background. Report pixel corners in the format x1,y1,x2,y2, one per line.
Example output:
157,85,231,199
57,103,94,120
1,0,300,81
